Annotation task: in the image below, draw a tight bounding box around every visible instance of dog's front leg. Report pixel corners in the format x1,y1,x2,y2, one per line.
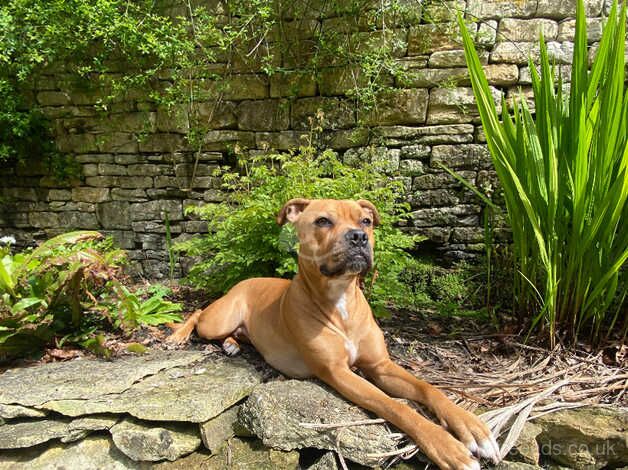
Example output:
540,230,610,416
360,358,500,464
312,363,480,470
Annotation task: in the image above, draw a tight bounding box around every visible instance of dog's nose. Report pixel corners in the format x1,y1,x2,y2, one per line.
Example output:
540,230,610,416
345,229,368,248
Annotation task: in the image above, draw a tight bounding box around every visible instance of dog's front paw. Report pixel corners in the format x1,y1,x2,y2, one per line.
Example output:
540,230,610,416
438,404,500,464
419,424,481,470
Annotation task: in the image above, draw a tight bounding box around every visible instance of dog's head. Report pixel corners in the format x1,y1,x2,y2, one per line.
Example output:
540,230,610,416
277,198,380,278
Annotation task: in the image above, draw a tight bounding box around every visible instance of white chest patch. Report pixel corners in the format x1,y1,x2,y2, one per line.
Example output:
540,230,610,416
336,294,349,320
345,339,358,365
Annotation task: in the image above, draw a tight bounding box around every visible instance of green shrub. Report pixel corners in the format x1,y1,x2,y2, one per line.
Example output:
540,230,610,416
177,145,425,316
0,231,182,360
458,0,628,345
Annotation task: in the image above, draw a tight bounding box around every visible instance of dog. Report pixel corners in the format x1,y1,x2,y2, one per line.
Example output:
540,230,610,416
168,198,499,469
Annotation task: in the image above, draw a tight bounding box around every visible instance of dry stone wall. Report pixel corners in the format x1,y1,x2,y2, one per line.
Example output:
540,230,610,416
0,0,614,278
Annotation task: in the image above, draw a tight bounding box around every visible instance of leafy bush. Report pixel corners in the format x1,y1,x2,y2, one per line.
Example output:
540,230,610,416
0,231,182,360
458,0,627,345
177,145,425,316
107,283,182,330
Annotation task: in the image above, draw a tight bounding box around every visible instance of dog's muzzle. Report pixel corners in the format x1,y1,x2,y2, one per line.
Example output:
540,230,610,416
320,229,372,277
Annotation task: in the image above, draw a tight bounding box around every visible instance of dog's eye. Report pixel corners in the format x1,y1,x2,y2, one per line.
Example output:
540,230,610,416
361,218,372,226
315,217,332,227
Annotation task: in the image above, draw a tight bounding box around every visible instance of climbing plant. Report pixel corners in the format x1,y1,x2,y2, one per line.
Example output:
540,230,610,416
0,0,426,164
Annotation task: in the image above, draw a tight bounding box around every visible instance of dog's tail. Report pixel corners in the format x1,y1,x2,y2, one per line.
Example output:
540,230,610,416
166,309,202,344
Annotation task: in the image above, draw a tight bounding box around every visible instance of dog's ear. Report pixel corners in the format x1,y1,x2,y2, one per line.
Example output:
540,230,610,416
357,199,380,226
277,198,311,225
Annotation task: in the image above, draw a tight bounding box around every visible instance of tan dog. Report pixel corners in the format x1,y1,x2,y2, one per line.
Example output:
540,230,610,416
168,198,499,469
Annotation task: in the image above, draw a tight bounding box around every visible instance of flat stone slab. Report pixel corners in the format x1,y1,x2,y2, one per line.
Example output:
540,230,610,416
0,351,205,407
239,380,398,466
0,404,47,420
0,436,145,470
111,417,201,461
154,437,300,470
0,351,262,423
0,413,119,449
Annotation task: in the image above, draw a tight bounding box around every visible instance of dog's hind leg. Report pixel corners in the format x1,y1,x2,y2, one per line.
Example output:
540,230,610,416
167,294,244,345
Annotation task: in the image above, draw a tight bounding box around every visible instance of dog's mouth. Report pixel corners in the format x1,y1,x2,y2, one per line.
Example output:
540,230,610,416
319,249,372,277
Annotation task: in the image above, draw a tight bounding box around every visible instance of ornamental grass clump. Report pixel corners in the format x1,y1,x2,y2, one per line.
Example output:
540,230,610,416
458,0,627,346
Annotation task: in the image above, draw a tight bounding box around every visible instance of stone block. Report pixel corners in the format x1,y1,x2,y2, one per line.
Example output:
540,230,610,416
467,0,536,19
451,227,485,243
399,159,424,176
156,105,189,134
431,144,491,169
130,200,183,221
430,50,490,69
138,134,185,153
98,164,127,176
361,89,428,126
58,212,99,229
202,131,255,151
96,201,131,229
498,18,559,42
56,133,97,153
98,132,138,153
557,18,604,42
75,154,114,164
536,0,604,18
318,66,364,96
37,91,71,106
416,227,452,243
270,72,317,98
72,187,110,203
292,97,355,130
174,163,218,178
408,23,473,55
153,176,188,189
413,171,476,190
116,176,154,189
352,29,408,58
400,67,469,88
1,188,38,202
126,164,169,177
82,164,98,177
411,204,481,227
427,86,502,124
490,41,573,64
477,20,498,48
48,189,72,201
400,144,431,160
343,147,400,173
223,74,269,100
192,102,237,130
410,189,461,208
29,212,61,230
97,112,156,134
422,0,465,23
146,189,189,199
103,230,136,249
255,131,308,150
322,128,369,150
236,100,290,131
111,188,147,202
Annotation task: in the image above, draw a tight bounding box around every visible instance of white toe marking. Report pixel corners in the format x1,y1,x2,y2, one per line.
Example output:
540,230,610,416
223,341,240,356
336,294,349,320
467,441,478,454
480,439,500,463
463,461,480,470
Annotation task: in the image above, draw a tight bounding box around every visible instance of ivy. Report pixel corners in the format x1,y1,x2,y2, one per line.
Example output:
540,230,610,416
0,0,428,164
